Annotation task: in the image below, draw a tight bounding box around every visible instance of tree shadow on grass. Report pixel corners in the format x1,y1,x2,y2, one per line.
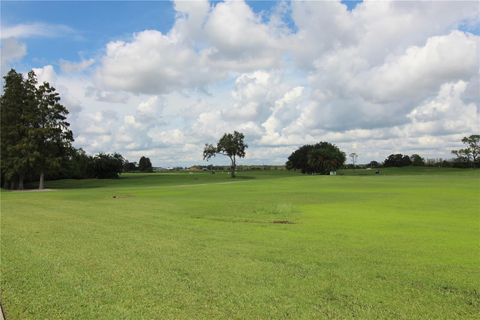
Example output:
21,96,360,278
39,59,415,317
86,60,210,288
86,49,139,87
25,172,258,190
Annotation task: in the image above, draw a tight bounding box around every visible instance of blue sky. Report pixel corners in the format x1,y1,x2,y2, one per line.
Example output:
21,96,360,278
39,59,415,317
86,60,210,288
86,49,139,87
2,1,176,68
1,0,363,70
1,0,478,166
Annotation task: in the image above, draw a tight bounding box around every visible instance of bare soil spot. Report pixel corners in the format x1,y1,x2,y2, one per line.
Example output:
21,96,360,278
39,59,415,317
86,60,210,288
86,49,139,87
112,194,134,199
272,220,294,224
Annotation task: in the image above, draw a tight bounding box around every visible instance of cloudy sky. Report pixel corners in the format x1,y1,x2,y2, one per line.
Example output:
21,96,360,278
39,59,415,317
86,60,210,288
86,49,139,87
1,0,479,166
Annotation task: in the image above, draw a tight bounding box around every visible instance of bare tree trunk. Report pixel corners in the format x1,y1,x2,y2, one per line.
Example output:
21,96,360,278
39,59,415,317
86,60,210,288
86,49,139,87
10,180,16,190
229,156,236,178
39,171,44,190
18,173,24,190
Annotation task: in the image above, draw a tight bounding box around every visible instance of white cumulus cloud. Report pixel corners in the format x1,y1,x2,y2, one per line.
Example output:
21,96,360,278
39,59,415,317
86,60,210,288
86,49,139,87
8,0,479,165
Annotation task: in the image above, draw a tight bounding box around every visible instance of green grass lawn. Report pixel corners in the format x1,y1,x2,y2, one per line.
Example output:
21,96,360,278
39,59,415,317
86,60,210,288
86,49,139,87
1,168,479,319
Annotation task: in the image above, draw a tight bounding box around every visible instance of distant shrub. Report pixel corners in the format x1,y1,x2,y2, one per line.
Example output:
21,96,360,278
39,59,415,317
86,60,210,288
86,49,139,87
383,154,412,167
368,161,381,168
93,153,124,179
286,142,346,174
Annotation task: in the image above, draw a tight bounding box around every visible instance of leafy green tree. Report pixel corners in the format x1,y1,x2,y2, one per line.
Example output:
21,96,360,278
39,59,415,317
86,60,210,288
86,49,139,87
286,144,313,173
451,149,470,163
203,131,247,178
411,154,425,166
33,80,74,189
463,135,480,164
93,153,124,179
452,135,480,167
123,160,138,172
286,142,346,174
138,156,153,172
368,160,380,168
68,148,95,179
61,149,125,179
383,154,412,167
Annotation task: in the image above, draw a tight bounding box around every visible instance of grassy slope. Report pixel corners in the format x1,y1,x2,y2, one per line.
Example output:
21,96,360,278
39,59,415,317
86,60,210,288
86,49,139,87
1,168,479,319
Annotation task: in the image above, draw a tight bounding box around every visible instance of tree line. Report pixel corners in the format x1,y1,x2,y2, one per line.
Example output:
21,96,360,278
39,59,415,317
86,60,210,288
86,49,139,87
58,151,153,180
2,68,477,187
1,69,154,189
1,69,73,189
284,135,479,175
373,135,479,168
202,133,479,176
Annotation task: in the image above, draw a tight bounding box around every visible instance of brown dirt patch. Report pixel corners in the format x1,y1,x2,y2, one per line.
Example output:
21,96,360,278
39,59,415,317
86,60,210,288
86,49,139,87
272,220,294,224
112,194,134,199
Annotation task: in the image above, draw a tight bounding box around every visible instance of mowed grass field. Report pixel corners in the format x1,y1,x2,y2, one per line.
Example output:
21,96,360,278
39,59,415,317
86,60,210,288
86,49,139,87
1,168,479,319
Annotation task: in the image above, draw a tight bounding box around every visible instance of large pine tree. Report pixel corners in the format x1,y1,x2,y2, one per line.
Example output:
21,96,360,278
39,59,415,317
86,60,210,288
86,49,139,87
1,70,23,188
0,69,74,189
0,69,38,189
33,80,73,189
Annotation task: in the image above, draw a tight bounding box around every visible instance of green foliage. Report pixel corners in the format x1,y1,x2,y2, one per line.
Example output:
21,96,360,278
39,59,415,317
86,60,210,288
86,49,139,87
411,154,425,166
0,69,73,189
286,142,346,174
67,148,96,179
383,154,412,167
138,156,153,172
93,153,124,179
123,161,138,172
203,131,247,178
452,134,480,167
0,70,125,186
368,160,381,168
1,169,479,319
0,70,37,188
286,144,311,173
33,80,74,186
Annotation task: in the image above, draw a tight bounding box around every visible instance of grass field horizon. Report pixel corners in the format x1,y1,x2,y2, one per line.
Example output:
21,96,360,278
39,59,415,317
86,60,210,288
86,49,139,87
1,167,479,319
